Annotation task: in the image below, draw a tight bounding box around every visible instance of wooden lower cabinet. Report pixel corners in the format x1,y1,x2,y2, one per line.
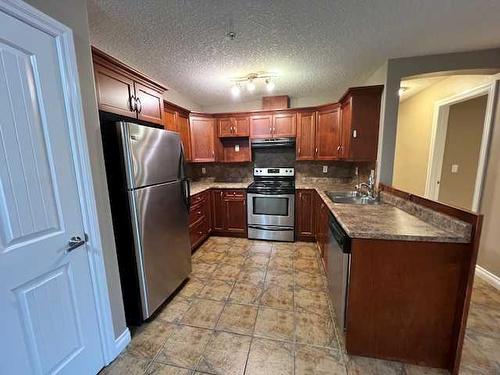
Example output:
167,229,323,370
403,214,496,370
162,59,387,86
295,189,316,241
211,189,247,237
188,191,211,251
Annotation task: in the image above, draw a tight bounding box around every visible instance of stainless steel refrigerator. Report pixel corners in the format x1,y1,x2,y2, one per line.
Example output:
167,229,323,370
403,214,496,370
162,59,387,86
101,121,191,325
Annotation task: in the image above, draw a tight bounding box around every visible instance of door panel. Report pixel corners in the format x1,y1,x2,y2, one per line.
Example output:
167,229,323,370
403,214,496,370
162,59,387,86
316,107,341,160
217,117,233,137
233,116,250,136
189,116,215,162
340,99,352,159
163,107,177,131
211,190,225,231
133,181,191,317
273,112,296,137
177,113,191,161
250,115,273,138
0,11,103,374
135,82,164,125
124,122,181,187
296,111,316,160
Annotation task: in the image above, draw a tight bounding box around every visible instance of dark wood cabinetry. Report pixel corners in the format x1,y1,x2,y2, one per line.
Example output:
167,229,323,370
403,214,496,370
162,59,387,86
211,189,247,237
217,116,250,137
295,189,316,241
250,112,296,138
316,106,342,160
189,191,211,251
296,111,316,160
163,102,191,160
189,115,216,162
339,86,383,161
92,47,165,125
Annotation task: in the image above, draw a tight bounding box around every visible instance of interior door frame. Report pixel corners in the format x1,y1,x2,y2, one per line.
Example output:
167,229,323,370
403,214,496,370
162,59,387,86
0,0,124,366
425,80,499,211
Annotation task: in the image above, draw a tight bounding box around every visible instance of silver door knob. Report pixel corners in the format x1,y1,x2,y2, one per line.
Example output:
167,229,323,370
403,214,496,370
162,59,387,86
67,236,86,253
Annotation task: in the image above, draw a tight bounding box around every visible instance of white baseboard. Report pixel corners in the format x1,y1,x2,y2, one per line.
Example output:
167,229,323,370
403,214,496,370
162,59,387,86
475,265,500,290
110,328,131,362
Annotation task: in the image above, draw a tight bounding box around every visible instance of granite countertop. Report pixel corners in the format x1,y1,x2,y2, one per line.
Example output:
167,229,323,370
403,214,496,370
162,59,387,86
190,179,250,196
189,177,471,243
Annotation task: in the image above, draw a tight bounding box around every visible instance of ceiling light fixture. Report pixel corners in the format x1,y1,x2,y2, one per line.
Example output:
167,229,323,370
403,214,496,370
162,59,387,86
398,86,409,96
246,79,256,92
229,71,278,96
231,83,241,97
265,78,275,92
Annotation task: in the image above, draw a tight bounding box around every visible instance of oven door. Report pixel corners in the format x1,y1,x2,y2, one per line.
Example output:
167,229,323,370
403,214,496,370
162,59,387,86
247,193,295,227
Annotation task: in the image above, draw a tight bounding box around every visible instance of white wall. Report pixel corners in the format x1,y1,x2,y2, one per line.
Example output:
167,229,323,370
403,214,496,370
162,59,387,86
163,88,203,112
25,0,127,338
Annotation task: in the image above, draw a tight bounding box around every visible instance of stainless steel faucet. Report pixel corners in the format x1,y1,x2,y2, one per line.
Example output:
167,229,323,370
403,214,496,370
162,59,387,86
356,169,376,199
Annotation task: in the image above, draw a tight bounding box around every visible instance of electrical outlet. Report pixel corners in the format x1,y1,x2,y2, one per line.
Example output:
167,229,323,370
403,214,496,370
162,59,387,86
201,167,206,174
322,165,328,173
235,144,240,152
451,164,459,173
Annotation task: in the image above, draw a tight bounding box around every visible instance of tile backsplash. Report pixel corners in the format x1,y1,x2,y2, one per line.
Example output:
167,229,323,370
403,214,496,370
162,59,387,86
186,148,375,183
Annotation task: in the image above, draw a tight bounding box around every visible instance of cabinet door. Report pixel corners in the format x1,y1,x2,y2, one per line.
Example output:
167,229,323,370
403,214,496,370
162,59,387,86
177,113,191,161
135,83,164,125
223,191,247,234
250,115,273,139
93,62,135,118
217,117,233,137
233,116,250,137
340,98,352,159
163,107,177,132
189,116,216,162
273,112,296,137
316,107,341,160
296,190,315,238
211,190,225,232
296,111,316,160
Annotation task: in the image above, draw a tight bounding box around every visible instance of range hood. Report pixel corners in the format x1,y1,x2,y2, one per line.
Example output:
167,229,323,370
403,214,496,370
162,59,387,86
251,138,296,149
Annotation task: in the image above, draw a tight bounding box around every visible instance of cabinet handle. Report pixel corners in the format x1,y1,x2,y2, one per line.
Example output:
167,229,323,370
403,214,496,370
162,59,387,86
315,147,318,155
136,97,142,113
129,96,137,112
298,147,301,155
337,145,341,151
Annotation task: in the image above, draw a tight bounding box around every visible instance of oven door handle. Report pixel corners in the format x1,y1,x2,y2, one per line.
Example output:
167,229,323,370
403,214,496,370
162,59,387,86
247,193,295,199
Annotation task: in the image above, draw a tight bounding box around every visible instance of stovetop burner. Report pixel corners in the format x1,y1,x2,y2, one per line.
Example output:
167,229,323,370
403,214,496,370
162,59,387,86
247,167,295,194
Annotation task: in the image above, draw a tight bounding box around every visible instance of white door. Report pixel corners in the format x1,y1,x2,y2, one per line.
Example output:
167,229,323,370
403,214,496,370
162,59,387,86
0,8,104,375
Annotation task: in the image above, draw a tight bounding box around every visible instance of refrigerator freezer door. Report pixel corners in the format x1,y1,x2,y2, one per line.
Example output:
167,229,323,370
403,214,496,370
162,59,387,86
130,180,191,319
120,122,182,189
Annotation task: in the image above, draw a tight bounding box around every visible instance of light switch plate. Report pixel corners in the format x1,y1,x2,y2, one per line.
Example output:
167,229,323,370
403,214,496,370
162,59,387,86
451,164,459,173
323,165,328,173
201,167,206,174
235,144,240,152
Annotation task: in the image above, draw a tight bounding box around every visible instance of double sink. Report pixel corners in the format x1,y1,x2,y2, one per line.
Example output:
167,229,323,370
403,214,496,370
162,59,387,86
326,190,380,205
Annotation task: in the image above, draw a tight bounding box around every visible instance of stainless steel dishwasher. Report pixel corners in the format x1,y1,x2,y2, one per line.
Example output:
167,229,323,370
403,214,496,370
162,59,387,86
326,212,351,332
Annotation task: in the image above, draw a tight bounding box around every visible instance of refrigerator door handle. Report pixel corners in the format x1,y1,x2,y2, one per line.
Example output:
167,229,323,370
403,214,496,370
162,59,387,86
182,179,191,210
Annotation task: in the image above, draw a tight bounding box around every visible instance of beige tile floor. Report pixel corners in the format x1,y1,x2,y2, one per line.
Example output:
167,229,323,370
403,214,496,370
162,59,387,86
101,237,500,375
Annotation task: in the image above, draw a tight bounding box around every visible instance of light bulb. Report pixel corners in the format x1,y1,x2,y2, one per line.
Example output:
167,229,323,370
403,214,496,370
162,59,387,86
231,83,240,97
266,79,275,92
246,80,256,92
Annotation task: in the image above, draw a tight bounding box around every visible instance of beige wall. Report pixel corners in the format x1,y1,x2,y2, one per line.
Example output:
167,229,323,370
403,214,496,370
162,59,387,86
377,49,500,280
439,96,487,210
393,75,493,195
25,0,127,338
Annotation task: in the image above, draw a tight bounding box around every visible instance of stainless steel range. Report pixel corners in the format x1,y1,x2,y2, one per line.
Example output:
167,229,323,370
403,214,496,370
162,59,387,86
247,167,295,242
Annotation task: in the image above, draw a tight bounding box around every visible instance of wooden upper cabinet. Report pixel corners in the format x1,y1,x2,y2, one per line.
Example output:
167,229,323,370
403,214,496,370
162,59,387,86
340,86,383,161
163,107,177,131
189,115,216,162
93,63,135,118
135,83,164,125
217,117,233,137
296,111,316,160
316,106,341,160
233,116,250,137
272,112,296,137
92,47,166,125
217,116,249,138
250,114,273,138
177,113,191,161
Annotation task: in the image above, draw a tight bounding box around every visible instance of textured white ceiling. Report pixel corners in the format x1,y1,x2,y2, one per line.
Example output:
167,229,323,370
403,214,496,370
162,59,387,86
87,0,500,108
